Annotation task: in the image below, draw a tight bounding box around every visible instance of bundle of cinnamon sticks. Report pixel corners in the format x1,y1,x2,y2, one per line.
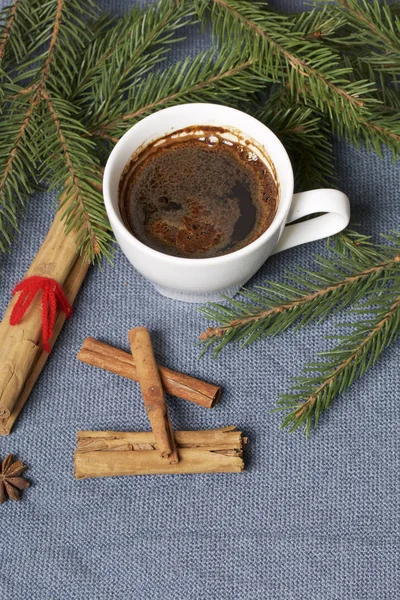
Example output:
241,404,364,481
0,200,90,436
74,327,246,478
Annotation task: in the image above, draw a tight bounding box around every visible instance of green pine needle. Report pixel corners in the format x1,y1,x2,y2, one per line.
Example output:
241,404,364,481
197,0,400,157
72,0,195,128
275,291,400,438
199,231,400,355
334,0,400,79
90,48,267,140
252,95,335,191
199,231,400,435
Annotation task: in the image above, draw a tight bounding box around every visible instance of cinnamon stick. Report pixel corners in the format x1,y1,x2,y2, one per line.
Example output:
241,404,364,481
74,427,246,478
0,254,90,435
0,186,94,423
128,327,178,464
77,337,221,409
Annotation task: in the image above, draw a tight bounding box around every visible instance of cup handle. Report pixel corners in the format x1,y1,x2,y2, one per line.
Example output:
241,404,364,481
271,189,350,255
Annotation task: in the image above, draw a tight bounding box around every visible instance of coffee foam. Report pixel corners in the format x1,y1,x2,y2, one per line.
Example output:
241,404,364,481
119,127,278,259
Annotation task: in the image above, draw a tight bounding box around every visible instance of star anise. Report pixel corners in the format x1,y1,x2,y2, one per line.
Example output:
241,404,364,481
0,454,30,503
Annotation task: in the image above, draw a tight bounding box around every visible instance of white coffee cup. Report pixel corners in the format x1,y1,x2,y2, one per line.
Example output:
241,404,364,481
103,103,350,303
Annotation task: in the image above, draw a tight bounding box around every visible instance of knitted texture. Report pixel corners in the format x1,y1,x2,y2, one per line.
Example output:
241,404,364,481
0,1,399,599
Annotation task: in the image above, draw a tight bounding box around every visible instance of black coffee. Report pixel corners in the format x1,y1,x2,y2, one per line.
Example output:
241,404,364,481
118,127,278,259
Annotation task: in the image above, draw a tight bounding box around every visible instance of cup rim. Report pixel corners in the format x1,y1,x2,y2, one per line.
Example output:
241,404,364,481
103,103,294,265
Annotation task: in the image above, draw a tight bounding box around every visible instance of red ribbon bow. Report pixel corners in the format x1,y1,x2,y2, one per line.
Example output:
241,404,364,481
10,276,72,352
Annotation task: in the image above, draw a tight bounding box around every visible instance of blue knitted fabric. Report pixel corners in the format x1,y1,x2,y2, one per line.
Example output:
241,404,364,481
1,2,400,599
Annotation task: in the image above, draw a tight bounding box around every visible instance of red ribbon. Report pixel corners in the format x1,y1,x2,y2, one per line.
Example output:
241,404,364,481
10,276,72,352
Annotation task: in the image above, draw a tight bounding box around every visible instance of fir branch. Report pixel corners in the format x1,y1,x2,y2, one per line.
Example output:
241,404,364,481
200,230,400,435
0,93,37,252
91,49,265,139
72,0,194,128
0,0,104,256
252,96,335,190
68,10,140,101
199,231,400,355
0,0,65,252
276,292,400,437
200,1,377,115
334,58,400,155
40,0,63,86
0,0,38,69
335,0,400,75
291,5,346,40
199,0,400,157
36,0,98,97
39,93,110,262
0,0,19,62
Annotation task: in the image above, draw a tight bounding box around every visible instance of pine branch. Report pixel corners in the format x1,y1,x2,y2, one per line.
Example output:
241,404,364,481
0,0,37,70
335,0,400,78
252,94,335,191
0,0,40,112
199,231,400,355
276,292,400,437
342,57,400,110
38,93,110,263
200,1,377,117
0,92,37,252
200,229,400,435
72,0,194,129
291,5,347,40
90,49,266,140
40,0,63,86
199,0,400,157
0,0,112,259
0,0,19,63
0,0,70,252
308,1,400,153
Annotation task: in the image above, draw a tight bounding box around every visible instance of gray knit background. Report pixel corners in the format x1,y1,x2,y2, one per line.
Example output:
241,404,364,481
1,1,400,599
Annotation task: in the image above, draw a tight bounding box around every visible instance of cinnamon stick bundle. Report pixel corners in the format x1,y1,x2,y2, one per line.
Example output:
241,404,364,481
0,202,90,434
74,427,246,478
77,337,221,409
129,327,178,464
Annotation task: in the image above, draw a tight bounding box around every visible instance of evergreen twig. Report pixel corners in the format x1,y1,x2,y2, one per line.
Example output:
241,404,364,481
252,96,335,190
199,231,400,351
334,0,400,81
198,0,400,156
199,231,400,435
72,0,194,129
90,50,266,140
0,0,19,62
276,291,400,437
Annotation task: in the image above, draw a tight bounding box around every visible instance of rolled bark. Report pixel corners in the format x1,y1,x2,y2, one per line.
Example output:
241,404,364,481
0,254,89,435
77,337,221,408
74,427,246,478
0,186,91,422
128,327,178,463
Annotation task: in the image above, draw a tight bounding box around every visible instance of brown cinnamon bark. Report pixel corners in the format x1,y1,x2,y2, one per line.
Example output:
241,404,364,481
74,427,246,478
128,327,178,464
77,337,221,408
0,254,90,435
0,205,81,420
0,175,100,430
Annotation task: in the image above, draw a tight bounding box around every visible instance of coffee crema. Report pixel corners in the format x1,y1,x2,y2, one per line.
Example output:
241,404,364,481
118,126,278,259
